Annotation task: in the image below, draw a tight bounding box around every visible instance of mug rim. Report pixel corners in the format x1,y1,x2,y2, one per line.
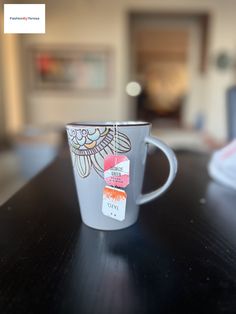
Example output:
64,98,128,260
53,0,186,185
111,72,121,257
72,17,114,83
66,121,151,127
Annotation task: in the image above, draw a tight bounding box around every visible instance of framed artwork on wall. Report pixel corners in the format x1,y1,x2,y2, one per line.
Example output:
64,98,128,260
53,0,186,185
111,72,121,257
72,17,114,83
28,45,113,93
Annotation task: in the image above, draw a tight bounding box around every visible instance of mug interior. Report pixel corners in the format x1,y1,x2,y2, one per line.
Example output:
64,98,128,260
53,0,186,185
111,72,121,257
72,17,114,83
66,121,151,127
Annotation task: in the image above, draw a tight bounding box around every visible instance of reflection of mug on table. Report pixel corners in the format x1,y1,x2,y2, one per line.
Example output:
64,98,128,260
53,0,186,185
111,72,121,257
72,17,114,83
66,121,178,230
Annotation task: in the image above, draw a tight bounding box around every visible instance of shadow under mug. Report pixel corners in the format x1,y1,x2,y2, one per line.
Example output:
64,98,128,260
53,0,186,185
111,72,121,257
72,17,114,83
66,121,178,230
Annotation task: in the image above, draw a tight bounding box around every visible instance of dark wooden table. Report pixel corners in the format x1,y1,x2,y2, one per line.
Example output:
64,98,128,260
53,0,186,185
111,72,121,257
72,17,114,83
1,149,236,314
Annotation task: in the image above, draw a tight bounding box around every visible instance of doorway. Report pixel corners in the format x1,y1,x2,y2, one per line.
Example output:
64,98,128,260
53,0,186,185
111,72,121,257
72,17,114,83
129,13,209,128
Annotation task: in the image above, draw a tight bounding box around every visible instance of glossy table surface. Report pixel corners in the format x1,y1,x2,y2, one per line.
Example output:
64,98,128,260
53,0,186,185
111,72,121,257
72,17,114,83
1,149,236,314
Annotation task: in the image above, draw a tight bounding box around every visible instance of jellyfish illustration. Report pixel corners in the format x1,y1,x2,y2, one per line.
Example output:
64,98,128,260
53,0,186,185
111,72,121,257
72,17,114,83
67,127,131,178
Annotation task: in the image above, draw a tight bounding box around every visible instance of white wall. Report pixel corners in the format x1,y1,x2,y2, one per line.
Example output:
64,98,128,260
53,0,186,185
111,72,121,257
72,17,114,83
204,2,236,140
22,0,236,140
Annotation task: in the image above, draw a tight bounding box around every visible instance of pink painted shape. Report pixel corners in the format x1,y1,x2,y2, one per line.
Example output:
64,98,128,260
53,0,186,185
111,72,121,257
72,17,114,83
105,174,129,188
104,155,128,171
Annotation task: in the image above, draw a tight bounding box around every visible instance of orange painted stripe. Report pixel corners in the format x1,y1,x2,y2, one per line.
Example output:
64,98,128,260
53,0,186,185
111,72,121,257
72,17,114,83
103,186,126,201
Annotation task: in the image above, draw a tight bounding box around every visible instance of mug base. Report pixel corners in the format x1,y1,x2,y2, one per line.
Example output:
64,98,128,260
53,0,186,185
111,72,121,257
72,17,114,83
81,218,138,231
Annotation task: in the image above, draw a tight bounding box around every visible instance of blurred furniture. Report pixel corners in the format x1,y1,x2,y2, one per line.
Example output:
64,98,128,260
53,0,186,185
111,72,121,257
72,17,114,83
137,88,184,124
227,86,236,140
1,149,236,313
14,125,62,179
0,125,63,205
152,127,211,152
0,150,26,206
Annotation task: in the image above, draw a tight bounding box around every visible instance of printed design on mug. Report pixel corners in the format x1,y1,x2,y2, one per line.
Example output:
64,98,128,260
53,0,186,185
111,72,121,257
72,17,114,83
67,127,131,178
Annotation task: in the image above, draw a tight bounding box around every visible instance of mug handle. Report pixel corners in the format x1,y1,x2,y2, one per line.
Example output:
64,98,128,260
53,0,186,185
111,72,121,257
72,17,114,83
136,135,178,205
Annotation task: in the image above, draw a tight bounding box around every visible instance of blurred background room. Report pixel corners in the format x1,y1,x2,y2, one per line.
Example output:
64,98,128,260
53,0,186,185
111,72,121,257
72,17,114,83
1,0,236,204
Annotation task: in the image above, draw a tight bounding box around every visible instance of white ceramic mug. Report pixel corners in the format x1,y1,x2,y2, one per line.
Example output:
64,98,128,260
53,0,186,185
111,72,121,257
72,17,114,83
66,121,178,230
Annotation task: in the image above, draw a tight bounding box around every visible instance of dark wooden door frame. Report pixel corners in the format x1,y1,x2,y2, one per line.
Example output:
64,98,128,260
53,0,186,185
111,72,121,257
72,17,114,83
129,11,210,74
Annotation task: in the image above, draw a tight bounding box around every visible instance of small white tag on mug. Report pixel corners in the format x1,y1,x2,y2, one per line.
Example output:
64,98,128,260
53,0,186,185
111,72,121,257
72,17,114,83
104,155,130,188
102,186,127,221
